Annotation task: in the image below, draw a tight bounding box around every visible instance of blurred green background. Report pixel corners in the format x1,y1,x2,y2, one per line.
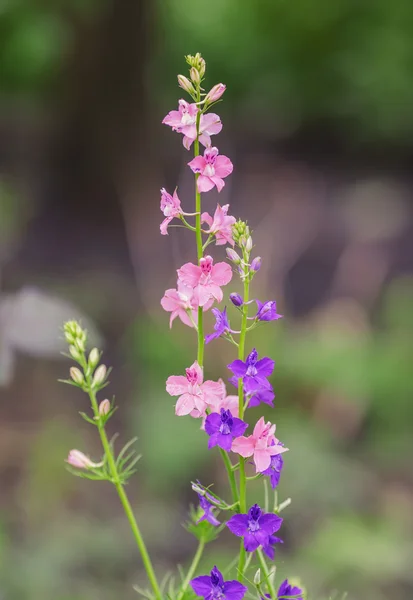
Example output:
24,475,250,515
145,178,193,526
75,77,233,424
1,1,413,599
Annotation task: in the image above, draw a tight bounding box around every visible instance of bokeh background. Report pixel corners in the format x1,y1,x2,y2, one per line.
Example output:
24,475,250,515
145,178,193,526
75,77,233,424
1,1,413,599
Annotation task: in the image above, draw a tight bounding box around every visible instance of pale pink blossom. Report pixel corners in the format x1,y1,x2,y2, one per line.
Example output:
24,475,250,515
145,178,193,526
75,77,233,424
66,450,103,469
205,83,226,103
162,100,222,150
161,280,198,328
166,361,223,417
231,417,288,472
160,188,182,235
177,255,232,307
201,378,239,416
202,204,236,246
188,147,233,193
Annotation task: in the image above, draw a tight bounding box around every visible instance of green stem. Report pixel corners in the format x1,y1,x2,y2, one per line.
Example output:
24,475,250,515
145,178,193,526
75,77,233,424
219,448,239,504
237,261,251,581
257,548,277,599
177,539,205,600
194,95,204,367
88,388,161,600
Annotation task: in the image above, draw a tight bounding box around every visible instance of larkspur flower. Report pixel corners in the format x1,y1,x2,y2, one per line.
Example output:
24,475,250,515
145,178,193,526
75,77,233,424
277,580,304,599
255,300,282,322
188,147,233,193
246,386,275,409
190,565,247,600
231,417,288,472
204,408,248,451
161,280,199,328
197,491,220,527
162,99,222,150
160,188,182,235
202,204,236,246
226,504,283,553
178,255,232,307
261,451,284,490
263,533,284,561
166,361,223,417
205,307,231,344
228,348,274,394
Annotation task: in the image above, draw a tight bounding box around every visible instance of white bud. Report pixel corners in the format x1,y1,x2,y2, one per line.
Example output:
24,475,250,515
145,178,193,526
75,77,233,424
70,367,84,385
98,399,111,416
88,348,100,368
226,248,241,264
253,568,261,585
245,236,253,252
190,66,200,84
92,364,107,387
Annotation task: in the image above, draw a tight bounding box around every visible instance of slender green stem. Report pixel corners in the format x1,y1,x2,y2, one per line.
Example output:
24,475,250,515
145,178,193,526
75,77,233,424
257,548,277,599
88,388,161,600
177,539,205,600
219,448,239,504
237,260,251,581
194,92,204,367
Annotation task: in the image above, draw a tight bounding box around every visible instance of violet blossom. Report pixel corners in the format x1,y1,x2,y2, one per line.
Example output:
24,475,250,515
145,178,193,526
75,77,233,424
226,503,283,552
261,451,284,490
263,533,284,561
197,492,220,527
205,307,231,344
255,300,282,322
204,408,248,451
188,146,233,193
190,565,247,600
277,580,304,599
228,348,274,394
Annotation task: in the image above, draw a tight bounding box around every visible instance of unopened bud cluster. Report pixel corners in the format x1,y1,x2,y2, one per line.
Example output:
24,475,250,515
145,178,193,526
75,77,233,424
64,320,87,352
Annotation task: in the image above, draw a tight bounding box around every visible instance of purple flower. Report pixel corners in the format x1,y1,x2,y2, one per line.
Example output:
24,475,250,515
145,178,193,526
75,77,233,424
247,385,275,408
263,533,284,560
230,292,243,307
205,408,248,452
228,348,274,395
226,503,283,552
191,565,247,600
261,452,284,489
250,256,262,272
256,300,282,322
277,579,303,599
206,307,230,344
197,493,220,527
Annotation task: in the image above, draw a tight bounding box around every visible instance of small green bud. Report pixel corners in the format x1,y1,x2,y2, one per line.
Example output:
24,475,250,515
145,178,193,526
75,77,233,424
253,568,261,585
185,53,206,77
88,348,100,368
70,367,84,385
232,220,250,246
69,345,82,361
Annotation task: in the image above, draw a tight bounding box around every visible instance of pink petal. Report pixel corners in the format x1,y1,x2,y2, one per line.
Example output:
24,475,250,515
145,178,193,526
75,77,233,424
183,136,193,150
231,436,255,457
166,376,188,396
210,176,225,192
181,124,197,139
161,289,180,311
201,211,213,228
194,284,215,307
207,283,223,303
162,111,182,128
253,417,267,439
200,113,223,135
178,309,196,328
188,155,206,174
214,155,234,178
269,444,289,456
160,216,173,235
175,393,196,416
211,262,233,286
177,263,201,287
202,380,225,406
198,132,212,148
197,176,215,193
188,360,204,384
254,449,272,472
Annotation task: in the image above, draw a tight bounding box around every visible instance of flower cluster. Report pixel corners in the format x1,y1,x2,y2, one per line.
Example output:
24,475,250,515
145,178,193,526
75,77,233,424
60,52,306,600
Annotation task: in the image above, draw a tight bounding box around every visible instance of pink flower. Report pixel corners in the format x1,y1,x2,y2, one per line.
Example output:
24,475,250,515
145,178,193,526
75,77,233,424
202,204,236,246
160,188,182,235
231,417,288,472
162,100,222,150
66,450,103,469
166,361,223,417
178,255,232,307
188,147,233,193
205,83,226,103
161,280,198,328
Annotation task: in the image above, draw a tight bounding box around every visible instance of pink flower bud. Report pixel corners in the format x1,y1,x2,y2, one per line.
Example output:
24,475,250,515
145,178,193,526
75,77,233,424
251,256,262,272
205,83,226,103
92,364,107,387
99,399,111,416
70,367,84,385
190,67,200,84
177,74,195,95
66,449,102,469
226,248,241,264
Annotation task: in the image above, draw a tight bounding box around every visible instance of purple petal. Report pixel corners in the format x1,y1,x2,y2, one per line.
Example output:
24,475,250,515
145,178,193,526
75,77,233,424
207,432,220,449
226,514,249,537
190,575,212,597
230,418,248,438
222,580,248,600
259,513,283,534
254,528,270,548
205,331,220,344
243,531,260,552
263,543,275,560
227,359,247,377
205,413,221,435
216,432,232,451
255,357,275,377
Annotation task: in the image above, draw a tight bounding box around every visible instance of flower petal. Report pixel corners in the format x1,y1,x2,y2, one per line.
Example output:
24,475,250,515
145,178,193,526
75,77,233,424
175,393,196,416
212,262,233,286
214,155,233,178
231,435,255,457
165,376,188,396
222,580,248,600
190,575,212,597
197,175,215,193
226,514,249,537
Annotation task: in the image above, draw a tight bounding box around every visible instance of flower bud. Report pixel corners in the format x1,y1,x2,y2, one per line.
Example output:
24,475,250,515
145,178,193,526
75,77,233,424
245,236,253,252
226,248,241,264
99,399,111,416
70,367,84,385
198,57,206,78
190,67,200,84
177,74,195,95
232,220,250,246
66,449,102,469
64,320,87,346
69,345,82,361
250,256,262,272
253,568,261,585
88,347,100,368
205,83,226,103
92,364,107,387
230,293,243,307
